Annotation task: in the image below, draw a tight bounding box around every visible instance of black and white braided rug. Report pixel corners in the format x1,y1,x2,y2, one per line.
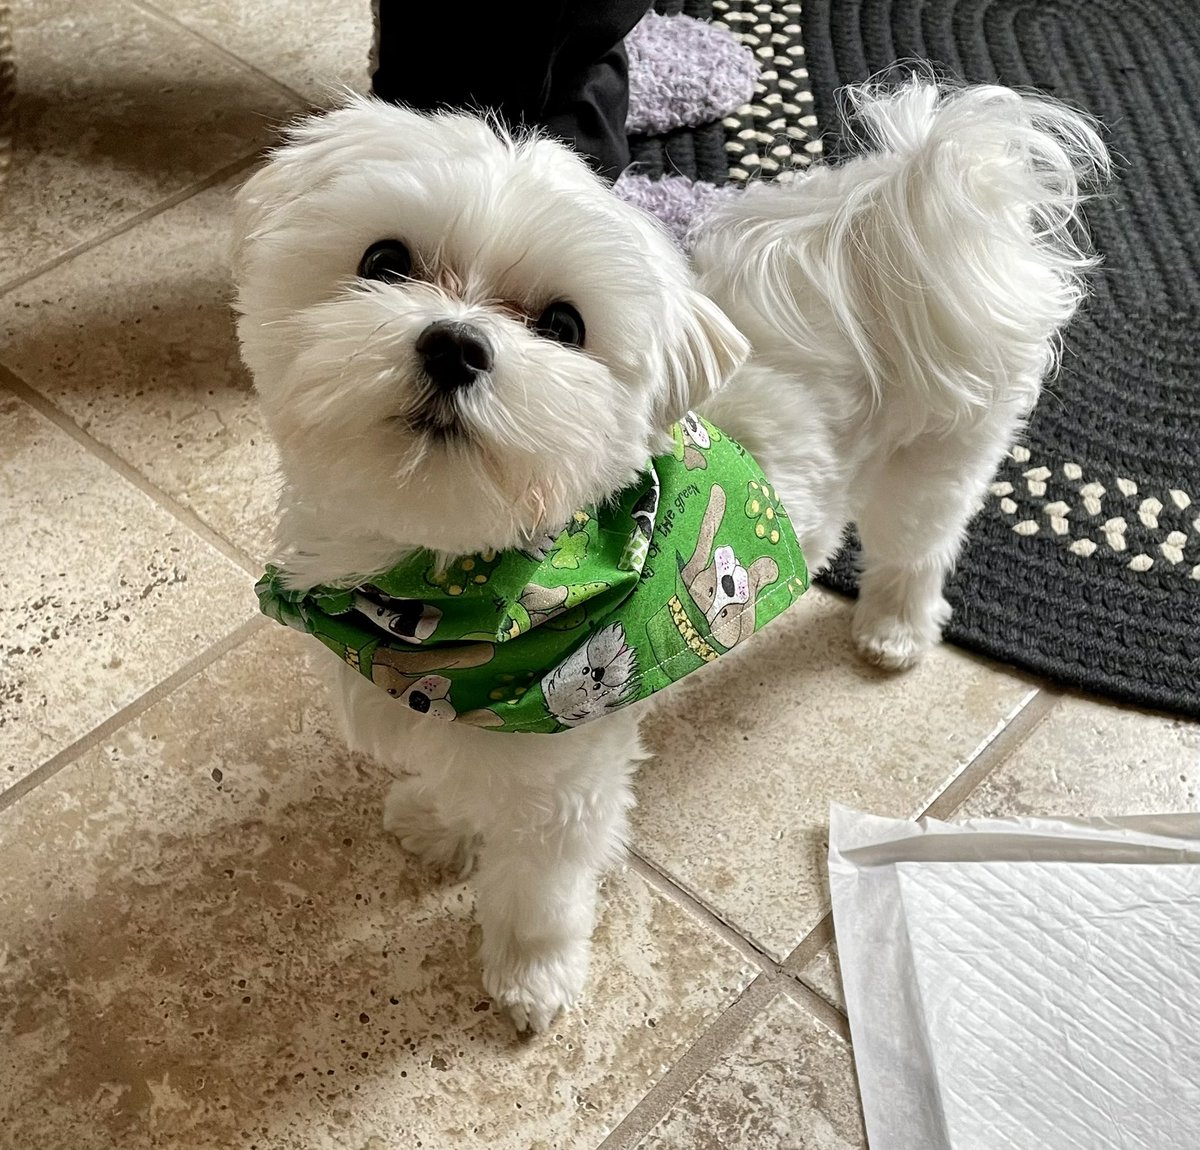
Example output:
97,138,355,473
630,0,1200,718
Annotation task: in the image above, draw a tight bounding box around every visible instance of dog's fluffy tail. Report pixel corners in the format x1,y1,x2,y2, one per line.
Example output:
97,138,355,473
696,74,1111,431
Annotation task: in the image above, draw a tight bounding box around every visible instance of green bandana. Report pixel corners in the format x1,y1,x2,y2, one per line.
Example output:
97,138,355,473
257,414,809,734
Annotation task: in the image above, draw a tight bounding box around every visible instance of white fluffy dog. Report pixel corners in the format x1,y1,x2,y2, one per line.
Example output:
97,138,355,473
233,77,1107,1031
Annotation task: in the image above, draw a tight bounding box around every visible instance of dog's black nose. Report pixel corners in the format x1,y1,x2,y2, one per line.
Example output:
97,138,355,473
416,321,493,392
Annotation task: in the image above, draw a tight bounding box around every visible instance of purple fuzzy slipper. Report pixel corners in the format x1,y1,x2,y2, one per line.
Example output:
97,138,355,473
626,12,757,135
613,172,742,252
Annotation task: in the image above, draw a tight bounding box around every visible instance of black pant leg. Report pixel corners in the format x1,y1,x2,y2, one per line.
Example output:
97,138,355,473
371,1,653,179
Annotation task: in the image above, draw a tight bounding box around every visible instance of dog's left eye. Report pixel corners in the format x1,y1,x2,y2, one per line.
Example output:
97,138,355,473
358,240,414,283
533,301,585,348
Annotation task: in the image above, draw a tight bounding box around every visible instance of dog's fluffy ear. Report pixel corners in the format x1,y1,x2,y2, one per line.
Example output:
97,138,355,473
232,97,504,269
655,290,750,428
234,100,364,260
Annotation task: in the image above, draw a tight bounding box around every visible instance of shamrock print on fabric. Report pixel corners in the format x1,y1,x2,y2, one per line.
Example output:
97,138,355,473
549,512,592,570
486,670,538,704
426,549,502,596
745,479,785,545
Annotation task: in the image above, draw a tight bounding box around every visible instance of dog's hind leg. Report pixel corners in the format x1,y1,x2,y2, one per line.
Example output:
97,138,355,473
850,428,1014,669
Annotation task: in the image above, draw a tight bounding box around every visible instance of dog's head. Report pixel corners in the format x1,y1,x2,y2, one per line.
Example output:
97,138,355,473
233,98,747,572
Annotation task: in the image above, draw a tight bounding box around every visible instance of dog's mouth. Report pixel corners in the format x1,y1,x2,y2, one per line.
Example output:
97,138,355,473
401,384,470,442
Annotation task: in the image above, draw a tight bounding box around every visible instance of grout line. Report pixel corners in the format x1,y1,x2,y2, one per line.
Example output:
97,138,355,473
781,910,834,976
0,153,264,300
131,0,317,109
781,913,847,1020
776,686,1063,988
776,973,851,1041
594,976,779,1150
626,851,783,975
915,683,1042,815
0,370,261,578
628,845,854,1033
0,616,267,815
921,687,1062,820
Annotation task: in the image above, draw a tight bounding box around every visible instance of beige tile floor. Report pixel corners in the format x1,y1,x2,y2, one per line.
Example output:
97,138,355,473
1,3,1196,1147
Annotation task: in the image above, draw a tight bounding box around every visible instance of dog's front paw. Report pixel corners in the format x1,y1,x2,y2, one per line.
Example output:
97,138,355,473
852,595,950,670
481,937,591,1034
384,778,479,880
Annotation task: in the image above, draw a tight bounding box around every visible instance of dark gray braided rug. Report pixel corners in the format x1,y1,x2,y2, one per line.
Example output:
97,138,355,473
631,0,1200,718
802,0,1200,718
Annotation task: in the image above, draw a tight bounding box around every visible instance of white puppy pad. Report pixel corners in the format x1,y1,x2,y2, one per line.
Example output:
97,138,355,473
828,806,1200,1150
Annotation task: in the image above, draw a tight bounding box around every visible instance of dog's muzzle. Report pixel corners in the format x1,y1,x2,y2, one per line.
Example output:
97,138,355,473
416,320,493,392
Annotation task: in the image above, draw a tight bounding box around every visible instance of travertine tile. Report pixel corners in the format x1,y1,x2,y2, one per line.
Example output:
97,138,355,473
1,0,295,285
150,0,373,101
1,181,276,557
637,995,865,1150
634,587,1035,958
0,626,756,1150
959,694,1200,818
0,392,254,782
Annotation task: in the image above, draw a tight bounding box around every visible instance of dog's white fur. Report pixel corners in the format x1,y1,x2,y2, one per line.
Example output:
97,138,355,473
233,77,1108,1032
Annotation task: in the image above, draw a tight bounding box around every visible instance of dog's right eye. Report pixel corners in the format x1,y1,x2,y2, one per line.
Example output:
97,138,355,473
359,240,413,283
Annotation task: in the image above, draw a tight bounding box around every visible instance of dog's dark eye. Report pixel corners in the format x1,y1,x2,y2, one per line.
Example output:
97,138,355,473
359,240,413,283
533,301,585,347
